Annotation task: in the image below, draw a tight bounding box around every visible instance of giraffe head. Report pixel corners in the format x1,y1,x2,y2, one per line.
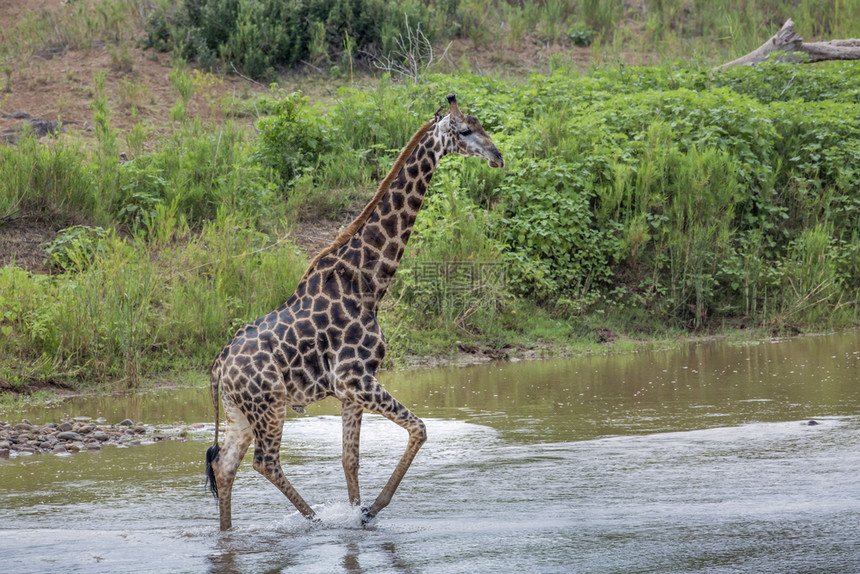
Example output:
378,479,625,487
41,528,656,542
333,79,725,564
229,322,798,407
439,94,504,169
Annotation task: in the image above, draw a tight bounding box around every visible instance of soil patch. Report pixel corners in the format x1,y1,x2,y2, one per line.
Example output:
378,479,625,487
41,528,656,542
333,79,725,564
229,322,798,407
0,217,59,273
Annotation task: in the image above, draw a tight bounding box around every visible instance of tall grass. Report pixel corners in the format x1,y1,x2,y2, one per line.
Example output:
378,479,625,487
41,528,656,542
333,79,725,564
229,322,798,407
0,69,298,387
0,133,103,224
0,0,149,59
0,213,305,387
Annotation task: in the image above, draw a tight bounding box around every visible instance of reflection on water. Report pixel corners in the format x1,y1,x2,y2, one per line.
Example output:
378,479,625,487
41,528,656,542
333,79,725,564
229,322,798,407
1,332,859,573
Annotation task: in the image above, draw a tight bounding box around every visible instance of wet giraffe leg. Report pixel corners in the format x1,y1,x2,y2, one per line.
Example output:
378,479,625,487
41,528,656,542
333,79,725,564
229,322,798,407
339,375,426,521
212,402,254,531
341,401,364,506
251,410,316,520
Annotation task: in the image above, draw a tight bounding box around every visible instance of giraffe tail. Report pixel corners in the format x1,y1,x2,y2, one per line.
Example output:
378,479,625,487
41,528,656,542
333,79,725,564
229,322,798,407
205,443,220,499
205,366,221,500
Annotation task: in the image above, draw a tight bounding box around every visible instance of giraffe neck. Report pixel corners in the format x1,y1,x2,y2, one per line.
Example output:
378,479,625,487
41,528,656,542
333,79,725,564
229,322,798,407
347,126,448,304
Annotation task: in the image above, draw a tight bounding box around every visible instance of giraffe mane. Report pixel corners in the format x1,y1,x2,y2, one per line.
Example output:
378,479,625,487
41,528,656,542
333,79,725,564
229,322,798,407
299,119,435,279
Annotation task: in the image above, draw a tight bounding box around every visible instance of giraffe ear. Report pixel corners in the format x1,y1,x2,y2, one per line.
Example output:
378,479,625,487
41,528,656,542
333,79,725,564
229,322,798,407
447,93,464,119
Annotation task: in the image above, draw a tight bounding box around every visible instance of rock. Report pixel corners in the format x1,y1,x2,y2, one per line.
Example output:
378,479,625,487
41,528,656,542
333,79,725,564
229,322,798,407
807,420,820,426
0,419,181,456
95,417,107,423
188,423,205,429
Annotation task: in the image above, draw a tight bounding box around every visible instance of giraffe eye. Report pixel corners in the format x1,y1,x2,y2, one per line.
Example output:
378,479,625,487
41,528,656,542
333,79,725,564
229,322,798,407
459,129,472,136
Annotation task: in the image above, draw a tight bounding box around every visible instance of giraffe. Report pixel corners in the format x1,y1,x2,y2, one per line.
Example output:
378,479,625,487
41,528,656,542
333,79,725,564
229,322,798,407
205,94,504,531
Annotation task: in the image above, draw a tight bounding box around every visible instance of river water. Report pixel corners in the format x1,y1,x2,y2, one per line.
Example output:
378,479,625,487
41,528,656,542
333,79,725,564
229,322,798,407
1,332,859,573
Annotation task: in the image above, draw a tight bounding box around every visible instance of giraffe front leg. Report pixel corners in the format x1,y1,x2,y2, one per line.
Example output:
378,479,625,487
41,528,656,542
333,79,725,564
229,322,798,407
339,376,427,523
341,401,364,506
363,413,426,521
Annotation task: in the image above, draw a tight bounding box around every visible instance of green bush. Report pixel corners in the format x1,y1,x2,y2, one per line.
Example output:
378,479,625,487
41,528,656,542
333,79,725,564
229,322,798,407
498,159,613,298
145,0,436,79
43,226,110,273
255,91,333,187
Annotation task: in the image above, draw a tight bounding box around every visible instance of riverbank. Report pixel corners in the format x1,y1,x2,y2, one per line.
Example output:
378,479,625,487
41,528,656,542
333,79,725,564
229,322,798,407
0,417,196,458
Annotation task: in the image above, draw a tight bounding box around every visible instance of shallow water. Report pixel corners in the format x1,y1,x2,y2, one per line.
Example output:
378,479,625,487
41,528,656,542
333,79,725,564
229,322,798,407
2,332,859,573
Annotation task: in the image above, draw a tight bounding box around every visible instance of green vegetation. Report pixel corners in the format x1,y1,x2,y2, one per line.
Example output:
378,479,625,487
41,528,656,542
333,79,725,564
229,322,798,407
141,0,860,78
1,1,860,391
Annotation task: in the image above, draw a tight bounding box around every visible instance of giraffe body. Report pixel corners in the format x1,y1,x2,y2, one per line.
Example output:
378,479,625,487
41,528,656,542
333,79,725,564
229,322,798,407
206,95,503,530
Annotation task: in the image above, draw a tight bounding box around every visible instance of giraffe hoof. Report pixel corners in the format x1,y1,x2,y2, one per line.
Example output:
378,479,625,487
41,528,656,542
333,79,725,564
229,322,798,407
359,507,375,526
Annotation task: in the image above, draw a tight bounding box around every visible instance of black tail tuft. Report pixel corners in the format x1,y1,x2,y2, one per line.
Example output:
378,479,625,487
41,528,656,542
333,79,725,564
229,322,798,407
205,443,221,499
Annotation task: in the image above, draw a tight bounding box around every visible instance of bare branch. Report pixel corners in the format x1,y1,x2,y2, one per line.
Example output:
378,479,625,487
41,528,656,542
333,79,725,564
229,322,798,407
715,19,860,71
373,14,449,82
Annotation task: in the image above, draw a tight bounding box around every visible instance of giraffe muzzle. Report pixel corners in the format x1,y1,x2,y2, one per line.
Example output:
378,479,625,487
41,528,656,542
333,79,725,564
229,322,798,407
488,148,504,169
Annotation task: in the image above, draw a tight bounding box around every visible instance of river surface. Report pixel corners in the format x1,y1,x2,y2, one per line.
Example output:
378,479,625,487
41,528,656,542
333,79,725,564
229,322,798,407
1,332,859,573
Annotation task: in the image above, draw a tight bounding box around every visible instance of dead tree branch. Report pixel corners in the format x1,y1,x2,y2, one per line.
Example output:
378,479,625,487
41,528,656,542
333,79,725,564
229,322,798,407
373,15,451,82
715,19,860,71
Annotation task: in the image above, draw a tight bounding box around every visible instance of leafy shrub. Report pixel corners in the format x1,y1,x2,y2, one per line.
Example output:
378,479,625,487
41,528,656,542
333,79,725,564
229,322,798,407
145,0,436,79
255,91,334,188
567,23,596,47
498,159,614,298
43,226,110,273
118,161,167,229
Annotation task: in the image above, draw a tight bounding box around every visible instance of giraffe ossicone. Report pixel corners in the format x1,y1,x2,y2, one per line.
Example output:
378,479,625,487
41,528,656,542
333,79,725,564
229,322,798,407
205,94,504,531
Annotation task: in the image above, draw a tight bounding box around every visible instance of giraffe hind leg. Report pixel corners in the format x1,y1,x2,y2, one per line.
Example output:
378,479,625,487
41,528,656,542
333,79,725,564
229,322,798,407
251,412,317,520
210,401,254,531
